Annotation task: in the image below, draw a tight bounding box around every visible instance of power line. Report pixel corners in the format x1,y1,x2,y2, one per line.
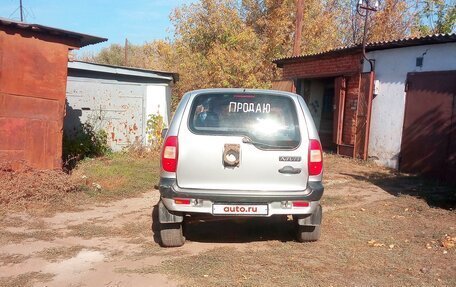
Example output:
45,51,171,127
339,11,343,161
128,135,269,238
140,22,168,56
8,7,19,19
8,0,26,22
20,0,23,21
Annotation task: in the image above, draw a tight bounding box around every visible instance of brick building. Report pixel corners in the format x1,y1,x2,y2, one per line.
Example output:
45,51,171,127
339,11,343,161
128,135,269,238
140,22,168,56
274,48,370,159
273,34,456,181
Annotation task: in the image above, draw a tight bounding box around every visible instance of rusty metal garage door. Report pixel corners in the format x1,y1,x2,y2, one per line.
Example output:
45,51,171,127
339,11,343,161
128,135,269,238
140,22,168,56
400,71,456,182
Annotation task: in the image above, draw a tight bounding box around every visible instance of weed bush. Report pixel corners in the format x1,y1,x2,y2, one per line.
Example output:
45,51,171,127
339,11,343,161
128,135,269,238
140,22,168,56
146,113,165,151
63,123,111,169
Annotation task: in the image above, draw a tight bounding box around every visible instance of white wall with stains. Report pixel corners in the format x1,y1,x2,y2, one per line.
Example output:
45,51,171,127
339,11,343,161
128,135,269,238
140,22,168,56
364,42,456,169
66,61,175,151
146,85,171,128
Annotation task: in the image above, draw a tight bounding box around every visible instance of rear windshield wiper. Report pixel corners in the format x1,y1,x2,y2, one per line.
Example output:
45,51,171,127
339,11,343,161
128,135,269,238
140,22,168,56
241,136,294,149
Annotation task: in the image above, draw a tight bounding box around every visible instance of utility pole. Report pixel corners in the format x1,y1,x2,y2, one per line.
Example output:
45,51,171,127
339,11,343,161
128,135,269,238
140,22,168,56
292,0,304,56
19,0,24,21
124,38,128,66
356,0,379,72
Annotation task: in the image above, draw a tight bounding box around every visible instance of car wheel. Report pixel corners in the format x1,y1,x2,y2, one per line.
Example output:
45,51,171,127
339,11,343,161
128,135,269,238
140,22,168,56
296,225,321,242
160,222,185,247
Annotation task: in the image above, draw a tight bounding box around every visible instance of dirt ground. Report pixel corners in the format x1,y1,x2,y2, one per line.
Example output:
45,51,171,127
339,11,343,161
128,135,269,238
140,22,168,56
0,154,454,287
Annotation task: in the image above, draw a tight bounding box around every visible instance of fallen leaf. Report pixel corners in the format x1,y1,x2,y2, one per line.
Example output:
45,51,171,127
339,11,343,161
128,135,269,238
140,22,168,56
441,235,455,249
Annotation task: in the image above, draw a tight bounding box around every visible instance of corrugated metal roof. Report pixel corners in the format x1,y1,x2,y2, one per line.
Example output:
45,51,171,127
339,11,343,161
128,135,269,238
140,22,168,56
0,17,107,47
68,61,179,82
274,33,456,65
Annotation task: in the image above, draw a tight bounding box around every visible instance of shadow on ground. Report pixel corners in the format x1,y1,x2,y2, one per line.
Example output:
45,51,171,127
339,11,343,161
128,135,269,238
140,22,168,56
184,216,296,243
151,203,296,244
342,172,456,210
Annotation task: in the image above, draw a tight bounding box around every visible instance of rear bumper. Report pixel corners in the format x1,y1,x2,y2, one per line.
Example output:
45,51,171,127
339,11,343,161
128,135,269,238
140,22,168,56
158,178,323,216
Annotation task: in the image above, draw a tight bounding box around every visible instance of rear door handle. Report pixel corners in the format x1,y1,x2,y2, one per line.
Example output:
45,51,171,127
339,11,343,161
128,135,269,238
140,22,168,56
278,166,302,174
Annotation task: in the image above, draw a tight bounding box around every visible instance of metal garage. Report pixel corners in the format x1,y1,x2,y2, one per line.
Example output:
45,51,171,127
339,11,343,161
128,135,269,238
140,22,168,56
65,61,177,151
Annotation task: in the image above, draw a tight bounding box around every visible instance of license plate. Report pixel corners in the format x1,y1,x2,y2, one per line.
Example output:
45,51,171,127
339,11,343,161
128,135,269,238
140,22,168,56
212,204,268,216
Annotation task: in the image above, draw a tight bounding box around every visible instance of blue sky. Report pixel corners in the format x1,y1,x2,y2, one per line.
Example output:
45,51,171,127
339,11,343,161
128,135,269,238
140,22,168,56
0,0,194,53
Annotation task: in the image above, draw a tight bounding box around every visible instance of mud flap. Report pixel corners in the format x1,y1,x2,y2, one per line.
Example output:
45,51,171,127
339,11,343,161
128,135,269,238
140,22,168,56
296,204,322,226
158,200,184,224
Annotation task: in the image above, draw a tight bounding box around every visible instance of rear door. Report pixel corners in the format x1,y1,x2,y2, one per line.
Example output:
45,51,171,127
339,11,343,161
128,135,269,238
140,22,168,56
176,91,309,191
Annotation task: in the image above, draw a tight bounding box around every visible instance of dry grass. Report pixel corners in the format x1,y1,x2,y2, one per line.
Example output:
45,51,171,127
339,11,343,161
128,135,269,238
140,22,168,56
115,265,159,275
0,272,54,287
160,195,456,287
0,164,80,208
0,152,160,215
0,253,30,266
66,223,120,239
35,245,86,262
321,194,367,207
0,229,60,245
65,219,151,240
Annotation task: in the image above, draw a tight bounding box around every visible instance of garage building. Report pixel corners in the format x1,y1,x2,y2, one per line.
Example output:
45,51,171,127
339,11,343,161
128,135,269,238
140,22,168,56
65,61,178,151
0,18,106,170
274,33,456,181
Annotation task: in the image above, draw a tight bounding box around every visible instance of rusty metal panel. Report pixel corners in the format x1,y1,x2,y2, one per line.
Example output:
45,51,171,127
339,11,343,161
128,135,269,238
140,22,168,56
0,28,69,101
354,72,374,160
400,71,456,182
0,28,69,170
333,77,346,145
65,78,146,151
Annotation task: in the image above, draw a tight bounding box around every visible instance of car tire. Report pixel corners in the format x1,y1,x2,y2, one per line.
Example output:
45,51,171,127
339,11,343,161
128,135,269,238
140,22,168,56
160,223,185,247
296,225,321,242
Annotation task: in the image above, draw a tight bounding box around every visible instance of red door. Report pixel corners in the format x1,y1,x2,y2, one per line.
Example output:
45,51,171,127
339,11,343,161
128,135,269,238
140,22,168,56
333,77,346,146
354,72,374,160
400,71,456,182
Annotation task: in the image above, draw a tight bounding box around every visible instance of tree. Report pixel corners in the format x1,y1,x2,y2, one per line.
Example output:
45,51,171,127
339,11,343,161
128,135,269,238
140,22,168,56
170,0,268,95
418,0,456,34
369,0,419,42
84,0,441,108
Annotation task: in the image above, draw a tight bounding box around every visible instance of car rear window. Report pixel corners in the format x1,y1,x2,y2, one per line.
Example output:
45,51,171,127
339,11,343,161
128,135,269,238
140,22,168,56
188,93,301,149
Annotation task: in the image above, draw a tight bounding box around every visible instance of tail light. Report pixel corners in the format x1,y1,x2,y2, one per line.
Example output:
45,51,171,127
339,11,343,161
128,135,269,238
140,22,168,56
292,201,310,207
308,139,323,176
174,198,191,205
162,136,178,172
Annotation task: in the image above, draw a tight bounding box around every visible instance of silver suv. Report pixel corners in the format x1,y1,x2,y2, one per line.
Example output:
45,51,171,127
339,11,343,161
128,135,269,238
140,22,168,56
158,88,323,247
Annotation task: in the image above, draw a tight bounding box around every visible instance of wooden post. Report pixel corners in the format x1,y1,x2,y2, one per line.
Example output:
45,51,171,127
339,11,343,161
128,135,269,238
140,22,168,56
292,0,304,56
124,38,128,66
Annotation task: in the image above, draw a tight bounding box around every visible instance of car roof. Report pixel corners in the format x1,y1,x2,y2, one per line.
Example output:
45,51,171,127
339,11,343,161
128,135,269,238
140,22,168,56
187,88,299,99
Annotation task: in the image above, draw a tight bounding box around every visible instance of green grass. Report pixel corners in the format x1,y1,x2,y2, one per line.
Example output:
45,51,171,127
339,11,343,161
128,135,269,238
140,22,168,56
72,152,160,201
